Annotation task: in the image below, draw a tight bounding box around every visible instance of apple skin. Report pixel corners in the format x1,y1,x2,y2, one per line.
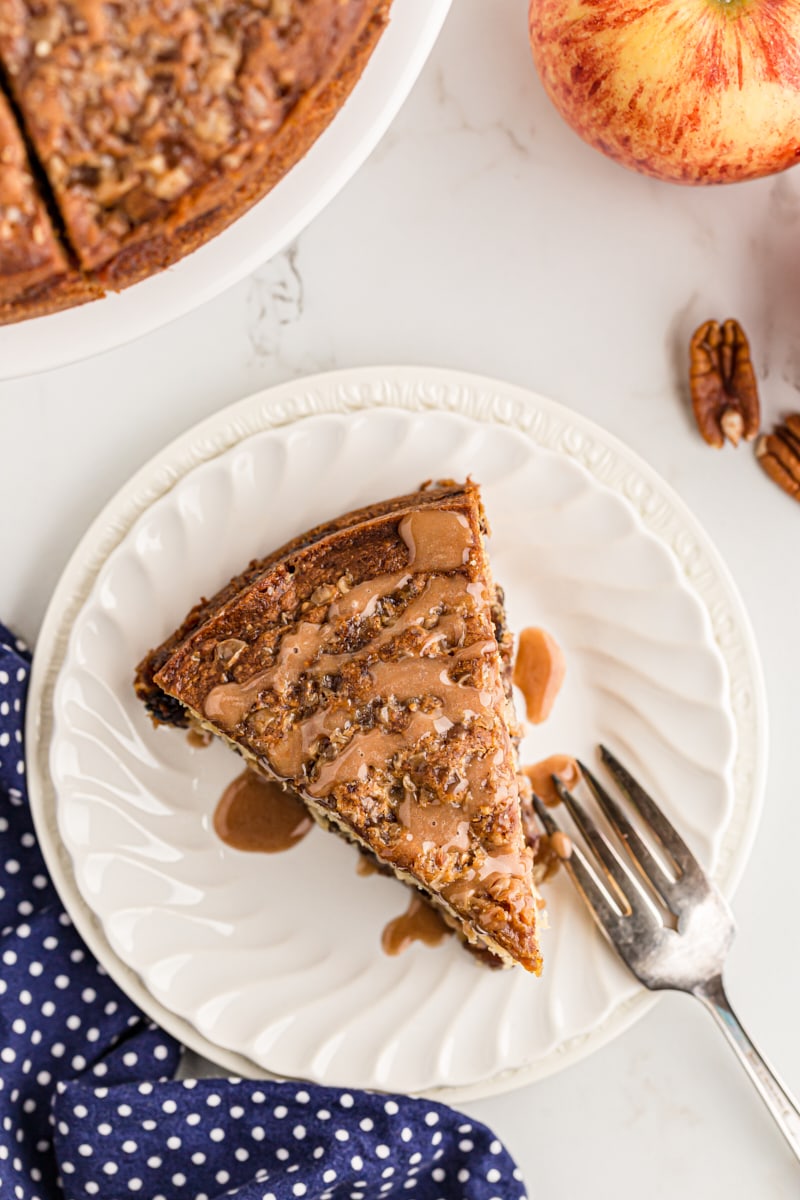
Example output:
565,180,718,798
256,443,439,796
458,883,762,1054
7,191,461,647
528,0,800,184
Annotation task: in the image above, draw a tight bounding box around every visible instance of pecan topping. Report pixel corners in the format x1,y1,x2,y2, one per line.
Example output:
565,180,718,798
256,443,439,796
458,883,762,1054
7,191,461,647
689,319,760,448
756,414,800,503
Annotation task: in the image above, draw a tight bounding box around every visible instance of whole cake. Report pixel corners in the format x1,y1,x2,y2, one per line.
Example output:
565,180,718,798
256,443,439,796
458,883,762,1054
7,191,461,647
136,481,543,973
0,0,392,323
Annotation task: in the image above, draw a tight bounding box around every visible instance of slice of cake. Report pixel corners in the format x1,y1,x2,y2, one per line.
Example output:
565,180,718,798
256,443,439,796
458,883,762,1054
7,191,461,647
135,481,542,973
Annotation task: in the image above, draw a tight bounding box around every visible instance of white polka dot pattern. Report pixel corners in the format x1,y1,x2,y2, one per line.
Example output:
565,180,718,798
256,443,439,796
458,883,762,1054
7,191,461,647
0,627,182,1200
0,625,527,1199
53,1080,526,1199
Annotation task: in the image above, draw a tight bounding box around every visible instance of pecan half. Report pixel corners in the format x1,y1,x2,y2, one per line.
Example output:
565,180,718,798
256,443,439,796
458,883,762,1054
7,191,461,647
756,414,800,503
689,318,760,448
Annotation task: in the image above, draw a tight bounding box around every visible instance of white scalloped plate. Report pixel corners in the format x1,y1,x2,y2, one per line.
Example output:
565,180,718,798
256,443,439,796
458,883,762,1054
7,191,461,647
26,367,767,1101
0,1,451,380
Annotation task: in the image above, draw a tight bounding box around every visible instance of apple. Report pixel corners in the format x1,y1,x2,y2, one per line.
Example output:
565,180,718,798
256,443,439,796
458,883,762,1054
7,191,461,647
527,0,800,184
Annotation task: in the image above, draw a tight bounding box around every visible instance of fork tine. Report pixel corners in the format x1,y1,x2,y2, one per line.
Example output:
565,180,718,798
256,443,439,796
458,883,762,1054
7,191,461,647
598,744,705,884
577,758,680,907
531,794,626,935
551,775,662,923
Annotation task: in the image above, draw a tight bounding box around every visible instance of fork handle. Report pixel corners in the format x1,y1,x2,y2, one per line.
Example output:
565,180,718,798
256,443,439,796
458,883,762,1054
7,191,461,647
693,975,800,1162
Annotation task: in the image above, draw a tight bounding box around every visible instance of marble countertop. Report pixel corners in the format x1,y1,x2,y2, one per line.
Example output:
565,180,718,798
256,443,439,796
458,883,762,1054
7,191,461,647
2,1,799,1195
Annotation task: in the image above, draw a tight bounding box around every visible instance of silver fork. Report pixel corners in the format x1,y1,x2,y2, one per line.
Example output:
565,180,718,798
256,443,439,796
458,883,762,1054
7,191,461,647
532,744,800,1162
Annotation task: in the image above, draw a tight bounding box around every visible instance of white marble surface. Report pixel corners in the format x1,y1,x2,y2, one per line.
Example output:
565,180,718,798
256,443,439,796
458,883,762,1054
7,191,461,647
2,1,799,1195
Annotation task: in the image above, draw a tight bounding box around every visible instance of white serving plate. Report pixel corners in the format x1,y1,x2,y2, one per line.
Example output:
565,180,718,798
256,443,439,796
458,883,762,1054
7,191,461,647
0,1,451,381
26,366,767,1101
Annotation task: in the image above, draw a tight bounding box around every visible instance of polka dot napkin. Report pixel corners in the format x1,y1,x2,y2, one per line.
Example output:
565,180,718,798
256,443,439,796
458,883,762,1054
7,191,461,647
0,624,528,1200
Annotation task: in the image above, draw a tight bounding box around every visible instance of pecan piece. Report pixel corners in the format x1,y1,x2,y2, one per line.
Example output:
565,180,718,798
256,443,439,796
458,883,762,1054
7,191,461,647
689,318,760,448
756,414,800,503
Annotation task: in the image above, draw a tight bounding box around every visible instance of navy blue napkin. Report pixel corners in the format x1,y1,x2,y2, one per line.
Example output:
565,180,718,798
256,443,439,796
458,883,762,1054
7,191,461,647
0,623,528,1199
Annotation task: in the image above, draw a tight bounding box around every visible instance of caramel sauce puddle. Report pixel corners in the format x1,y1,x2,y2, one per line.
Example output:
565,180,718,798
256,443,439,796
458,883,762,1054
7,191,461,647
513,626,566,723
381,893,451,956
213,769,312,853
524,754,580,807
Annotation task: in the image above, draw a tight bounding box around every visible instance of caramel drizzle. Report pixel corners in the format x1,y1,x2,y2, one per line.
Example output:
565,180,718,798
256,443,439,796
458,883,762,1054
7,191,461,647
311,577,472,680
205,573,479,736
204,570,412,728
202,507,528,890
396,793,470,856
281,640,497,788
398,509,472,571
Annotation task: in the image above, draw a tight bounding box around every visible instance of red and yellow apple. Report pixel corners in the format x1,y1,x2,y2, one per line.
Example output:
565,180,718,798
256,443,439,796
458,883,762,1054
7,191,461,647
528,0,800,184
